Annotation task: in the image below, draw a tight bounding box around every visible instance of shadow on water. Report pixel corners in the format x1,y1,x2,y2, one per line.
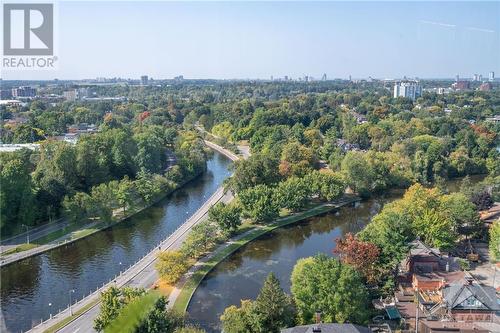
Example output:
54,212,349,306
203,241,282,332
0,153,232,333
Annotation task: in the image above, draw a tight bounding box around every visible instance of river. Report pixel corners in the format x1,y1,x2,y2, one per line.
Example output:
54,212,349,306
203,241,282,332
186,176,484,332
0,152,233,333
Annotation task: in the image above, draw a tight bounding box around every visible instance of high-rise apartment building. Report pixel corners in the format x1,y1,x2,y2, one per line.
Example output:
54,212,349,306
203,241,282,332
11,86,36,98
393,80,422,101
489,71,495,82
140,75,149,85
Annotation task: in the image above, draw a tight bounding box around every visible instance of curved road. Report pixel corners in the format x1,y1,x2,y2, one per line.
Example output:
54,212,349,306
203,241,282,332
29,142,243,333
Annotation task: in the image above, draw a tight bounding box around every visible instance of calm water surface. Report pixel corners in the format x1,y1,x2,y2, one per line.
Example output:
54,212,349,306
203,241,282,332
1,152,232,333
187,175,484,332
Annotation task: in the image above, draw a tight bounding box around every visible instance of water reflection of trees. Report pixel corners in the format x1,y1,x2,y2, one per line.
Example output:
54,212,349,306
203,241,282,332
214,197,395,274
1,255,42,299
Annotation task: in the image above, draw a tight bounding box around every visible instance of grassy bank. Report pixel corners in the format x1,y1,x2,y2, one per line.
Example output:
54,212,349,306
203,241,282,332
172,197,358,313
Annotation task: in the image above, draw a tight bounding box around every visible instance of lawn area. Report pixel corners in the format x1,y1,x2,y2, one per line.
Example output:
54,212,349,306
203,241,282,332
1,225,101,257
1,243,38,256
172,199,355,313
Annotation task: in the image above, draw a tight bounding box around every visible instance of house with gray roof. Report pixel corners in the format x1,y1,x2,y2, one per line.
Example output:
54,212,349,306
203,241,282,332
442,279,500,322
281,323,371,333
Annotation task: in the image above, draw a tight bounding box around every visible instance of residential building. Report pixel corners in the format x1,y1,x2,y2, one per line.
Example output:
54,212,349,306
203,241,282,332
140,75,149,85
442,279,500,322
0,89,12,100
0,100,23,107
11,86,36,98
5,116,28,126
389,240,499,331
336,139,361,152
485,115,500,123
281,324,371,333
489,71,495,82
0,143,40,152
352,112,367,124
393,80,422,100
63,90,78,101
452,81,470,90
479,82,492,91
419,320,500,333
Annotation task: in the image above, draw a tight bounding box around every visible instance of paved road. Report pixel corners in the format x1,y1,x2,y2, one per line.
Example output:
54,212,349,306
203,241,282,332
0,218,67,249
28,142,240,333
57,190,235,333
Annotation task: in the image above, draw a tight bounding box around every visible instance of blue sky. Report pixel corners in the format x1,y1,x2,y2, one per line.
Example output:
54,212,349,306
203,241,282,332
4,1,500,80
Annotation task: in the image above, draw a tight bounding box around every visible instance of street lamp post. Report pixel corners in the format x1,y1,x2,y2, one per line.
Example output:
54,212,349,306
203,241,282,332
21,224,30,244
69,289,75,316
48,303,52,319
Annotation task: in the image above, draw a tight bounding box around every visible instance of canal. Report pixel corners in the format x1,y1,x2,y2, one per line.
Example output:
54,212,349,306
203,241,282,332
186,176,483,332
0,152,233,333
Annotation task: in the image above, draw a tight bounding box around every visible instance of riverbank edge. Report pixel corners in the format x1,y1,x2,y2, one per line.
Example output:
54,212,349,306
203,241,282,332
171,195,360,314
25,142,239,333
0,144,235,267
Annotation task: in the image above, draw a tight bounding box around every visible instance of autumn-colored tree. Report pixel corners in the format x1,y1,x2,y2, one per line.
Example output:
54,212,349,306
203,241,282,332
155,250,190,284
334,233,380,284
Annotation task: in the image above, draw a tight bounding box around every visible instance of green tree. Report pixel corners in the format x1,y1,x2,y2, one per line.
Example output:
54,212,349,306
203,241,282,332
305,170,346,201
33,142,79,215
220,300,255,333
220,274,295,333
229,154,281,192
238,185,279,223
341,151,373,197
116,176,136,214
274,177,311,211
208,202,242,235
490,220,500,262
279,141,316,178
90,182,118,223
136,297,185,333
180,221,221,259
252,273,296,333
94,286,145,331
0,152,35,233
62,192,93,223
291,254,369,325
440,192,480,235
133,127,167,174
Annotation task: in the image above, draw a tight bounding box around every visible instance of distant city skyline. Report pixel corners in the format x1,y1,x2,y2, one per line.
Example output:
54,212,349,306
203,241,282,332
2,1,499,80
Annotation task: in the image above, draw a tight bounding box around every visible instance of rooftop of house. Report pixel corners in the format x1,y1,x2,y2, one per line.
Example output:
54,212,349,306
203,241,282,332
409,239,441,258
281,324,371,333
414,269,465,285
443,281,500,311
420,319,500,333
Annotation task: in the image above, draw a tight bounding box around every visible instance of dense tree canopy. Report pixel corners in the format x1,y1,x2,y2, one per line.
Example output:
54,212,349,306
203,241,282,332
220,273,296,333
290,254,369,325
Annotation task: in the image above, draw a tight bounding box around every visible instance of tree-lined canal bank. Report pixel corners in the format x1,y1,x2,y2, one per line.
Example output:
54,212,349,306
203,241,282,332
185,176,484,332
0,152,233,333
